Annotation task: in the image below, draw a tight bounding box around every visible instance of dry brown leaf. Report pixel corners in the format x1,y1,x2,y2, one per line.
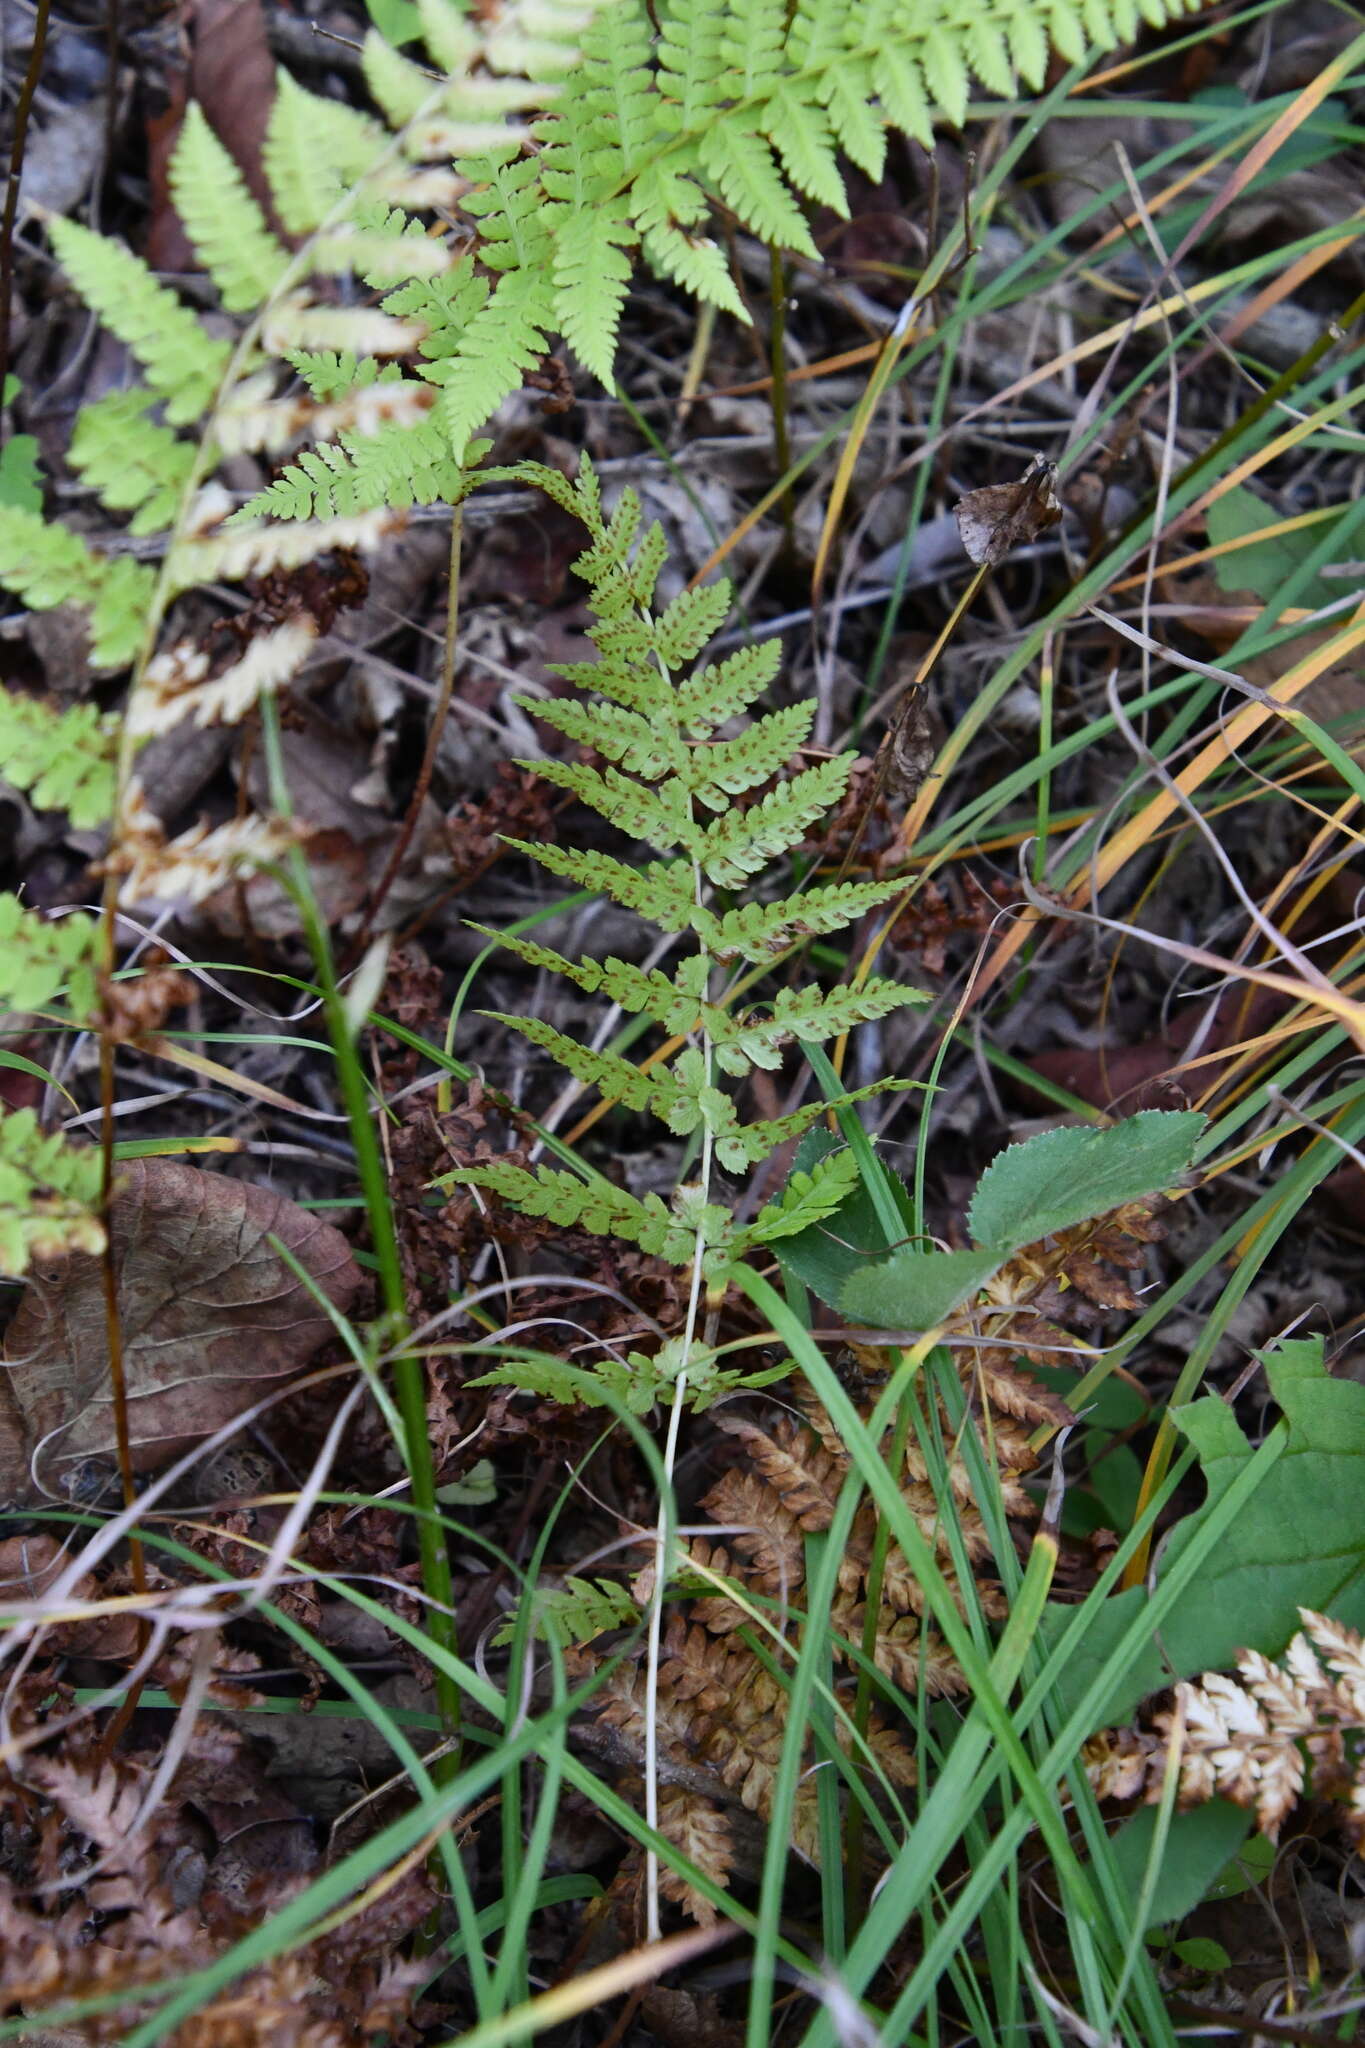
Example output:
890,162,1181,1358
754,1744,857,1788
0,1160,361,1502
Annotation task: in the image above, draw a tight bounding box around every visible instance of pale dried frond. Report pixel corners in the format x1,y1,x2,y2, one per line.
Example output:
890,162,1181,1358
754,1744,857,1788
655,1786,735,1926
129,617,319,737
112,795,299,907
167,507,401,592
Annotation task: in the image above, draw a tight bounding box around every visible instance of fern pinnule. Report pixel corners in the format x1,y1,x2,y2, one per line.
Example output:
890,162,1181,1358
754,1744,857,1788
0,1108,104,1275
0,691,117,829
46,218,229,426
0,896,97,1019
68,391,195,537
0,513,152,671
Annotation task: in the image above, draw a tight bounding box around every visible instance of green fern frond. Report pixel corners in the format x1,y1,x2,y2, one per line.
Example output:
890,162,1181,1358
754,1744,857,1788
499,839,703,932
469,926,708,1034
68,390,194,537
47,220,229,426
0,690,117,829
491,1574,642,1645
0,509,153,670
717,1078,914,1173
524,695,687,778
691,754,851,887
480,1010,659,1112
682,701,815,809
0,896,97,1018
431,265,555,454
0,1108,104,1276
239,416,465,520
447,1160,712,1265
711,975,926,1072
524,757,689,850
696,878,913,963
170,104,291,314
731,1147,861,1252
676,641,784,735
264,71,390,235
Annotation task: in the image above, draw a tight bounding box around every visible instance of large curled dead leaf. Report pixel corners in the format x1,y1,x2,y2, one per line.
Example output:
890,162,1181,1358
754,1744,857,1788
0,1160,361,1503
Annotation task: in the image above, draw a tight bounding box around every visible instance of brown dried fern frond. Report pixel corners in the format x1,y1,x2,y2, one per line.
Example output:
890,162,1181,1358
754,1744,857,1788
1089,1608,1365,1847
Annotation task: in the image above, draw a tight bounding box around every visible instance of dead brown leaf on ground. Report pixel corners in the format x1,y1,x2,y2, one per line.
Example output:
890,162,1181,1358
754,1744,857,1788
0,1160,361,1502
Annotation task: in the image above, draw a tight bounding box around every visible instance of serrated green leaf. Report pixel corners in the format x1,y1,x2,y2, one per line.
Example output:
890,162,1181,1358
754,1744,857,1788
966,1111,1205,1250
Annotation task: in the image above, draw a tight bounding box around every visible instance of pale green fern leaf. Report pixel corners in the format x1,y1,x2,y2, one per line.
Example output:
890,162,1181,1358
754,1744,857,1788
732,1148,861,1253
497,840,702,932
713,974,925,1070
922,27,971,127
0,1108,104,1276
470,927,708,1035
769,89,846,213
68,390,194,537
697,123,818,256
692,754,851,886
696,878,912,963
362,30,435,126
417,0,482,72
871,47,935,150
717,1078,913,1173
1002,5,1050,88
526,758,689,849
170,104,290,313
676,641,783,734
240,416,463,520
264,72,389,234
46,220,228,426
0,691,117,829
551,203,635,387
481,1011,658,1112
965,16,1016,95
432,268,555,454
652,579,733,668
0,896,97,1018
446,1160,689,1257
490,1574,641,1645
640,221,746,319
524,696,686,779
823,58,887,181
682,701,816,809
0,510,152,669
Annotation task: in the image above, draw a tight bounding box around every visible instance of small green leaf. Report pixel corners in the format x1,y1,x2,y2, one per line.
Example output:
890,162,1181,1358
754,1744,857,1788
365,0,422,41
839,1247,1006,1332
0,434,42,512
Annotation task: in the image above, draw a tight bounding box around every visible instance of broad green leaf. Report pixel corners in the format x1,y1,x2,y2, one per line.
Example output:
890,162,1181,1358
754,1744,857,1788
1047,1338,1365,1726
1208,484,1358,612
966,1111,1204,1250
839,1247,1006,1332
1106,1801,1250,1931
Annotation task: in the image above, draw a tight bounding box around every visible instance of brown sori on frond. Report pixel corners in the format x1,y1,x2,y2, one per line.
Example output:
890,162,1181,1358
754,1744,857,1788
1089,1609,1365,1848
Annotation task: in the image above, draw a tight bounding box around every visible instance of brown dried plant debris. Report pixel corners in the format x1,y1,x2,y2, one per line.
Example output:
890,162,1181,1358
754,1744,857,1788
0,1159,361,1504
1087,1609,1365,1849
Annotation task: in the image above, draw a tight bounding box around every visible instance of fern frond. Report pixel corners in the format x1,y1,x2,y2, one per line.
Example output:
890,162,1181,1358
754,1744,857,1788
170,103,291,314
682,701,815,809
68,390,194,536
0,509,153,669
696,877,912,963
0,1108,104,1276
524,756,689,849
480,1009,659,1112
264,71,390,235
0,896,97,1017
431,265,556,454
716,1078,913,1173
676,641,784,734
447,1160,730,1268
500,839,703,931
525,694,687,778
713,974,926,1069
469,926,708,1034
47,220,229,426
0,690,117,828
491,1574,641,1646
732,1147,860,1252
166,507,399,592
239,417,463,520
692,754,851,886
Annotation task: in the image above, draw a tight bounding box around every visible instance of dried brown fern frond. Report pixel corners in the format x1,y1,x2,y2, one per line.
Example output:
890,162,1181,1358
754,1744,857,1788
1088,1608,1365,1847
